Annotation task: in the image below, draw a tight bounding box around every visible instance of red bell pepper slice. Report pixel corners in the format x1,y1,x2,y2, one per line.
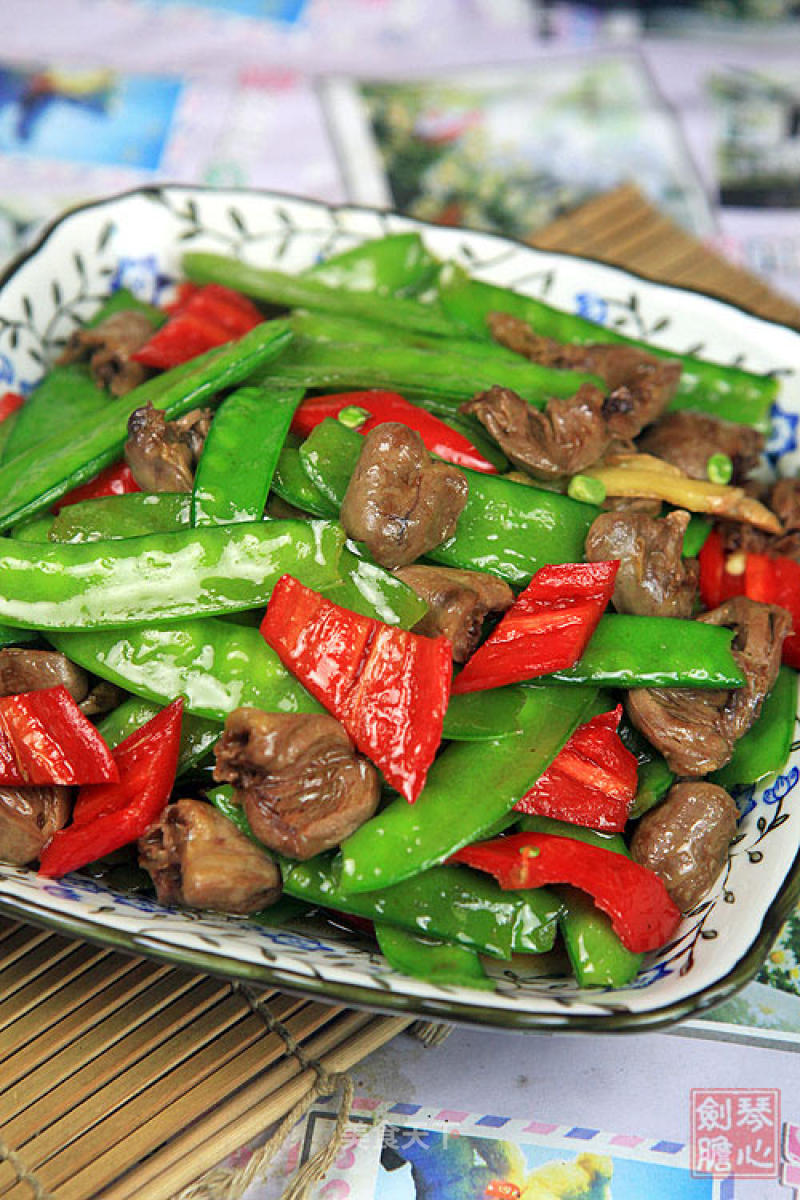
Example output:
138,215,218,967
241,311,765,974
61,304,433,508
177,283,263,335
452,561,618,694
291,390,498,473
38,697,183,878
0,685,118,786
451,832,681,954
698,530,800,669
260,575,452,803
53,460,141,511
134,283,263,369
0,391,25,423
513,706,638,831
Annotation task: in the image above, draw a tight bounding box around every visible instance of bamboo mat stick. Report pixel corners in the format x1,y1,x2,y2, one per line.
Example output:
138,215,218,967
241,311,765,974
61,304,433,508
106,1010,406,1200
3,995,306,1200
0,942,107,1034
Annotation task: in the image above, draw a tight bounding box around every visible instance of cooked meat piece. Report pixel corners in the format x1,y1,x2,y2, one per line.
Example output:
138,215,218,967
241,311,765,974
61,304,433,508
213,709,380,860
488,311,681,439
637,410,765,483
461,383,611,480
394,564,514,661
0,786,71,866
138,798,281,914
700,595,791,741
0,648,89,704
631,781,738,911
78,680,125,717
585,509,698,618
769,478,800,531
340,423,468,569
57,310,154,397
124,403,212,493
626,596,792,775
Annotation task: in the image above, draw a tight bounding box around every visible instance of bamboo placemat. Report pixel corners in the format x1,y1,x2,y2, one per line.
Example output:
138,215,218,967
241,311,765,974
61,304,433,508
1,184,797,1200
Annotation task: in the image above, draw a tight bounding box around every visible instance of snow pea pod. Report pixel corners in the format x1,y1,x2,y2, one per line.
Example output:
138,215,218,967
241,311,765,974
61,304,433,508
515,815,643,988
96,695,220,773
305,232,441,298
375,923,494,991
299,418,598,585
0,518,347,631
182,250,461,338
263,335,600,410
271,446,339,518
338,684,599,894
47,493,192,542
711,665,798,789
208,789,561,959
544,614,746,689
438,269,778,432
191,384,303,526
0,319,293,531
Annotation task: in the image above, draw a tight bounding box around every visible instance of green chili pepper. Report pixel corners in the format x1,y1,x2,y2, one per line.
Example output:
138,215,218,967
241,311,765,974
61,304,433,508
298,418,598,585
0,518,348,631
711,665,798,789
96,695,221,773
374,923,494,991
1,289,165,466
0,319,293,531
545,614,745,689
338,684,599,894
191,384,303,526
515,815,643,988
304,231,442,298
437,268,778,431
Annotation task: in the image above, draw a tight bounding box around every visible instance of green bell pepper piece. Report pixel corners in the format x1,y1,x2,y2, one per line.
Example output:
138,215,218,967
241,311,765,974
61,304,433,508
545,613,746,689
304,232,442,298
191,384,303,526
438,269,779,431
338,684,598,894
0,319,293,531
711,665,798,789
0,518,347,631
374,923,494,991
515,814,643,988
96,695,221,773
298,418,598,586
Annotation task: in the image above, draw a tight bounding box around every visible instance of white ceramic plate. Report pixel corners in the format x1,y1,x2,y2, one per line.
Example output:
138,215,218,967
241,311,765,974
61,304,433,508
0,186,798,1031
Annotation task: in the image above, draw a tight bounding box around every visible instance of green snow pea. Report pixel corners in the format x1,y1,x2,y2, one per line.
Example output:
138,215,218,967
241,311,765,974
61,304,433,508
191,384,303,526
438,268,778,431
263,333,601,411
711,665,798,789
0,410,20,460
338,684,599,894
0,319,293,531
545,614,746,689
618,723,674,821
96,695,220,773
304,231,442,298
209,787,560,959
299,418,599,585
0,518,348,631
515,815,643,988
182,250,461,338
1,288,165,466
375,923,494,991
271,446,339,518
46,493,192,542
442,687,525,741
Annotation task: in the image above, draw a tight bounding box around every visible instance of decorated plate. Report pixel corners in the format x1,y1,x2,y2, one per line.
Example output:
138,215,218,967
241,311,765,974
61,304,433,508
0,185,798,1032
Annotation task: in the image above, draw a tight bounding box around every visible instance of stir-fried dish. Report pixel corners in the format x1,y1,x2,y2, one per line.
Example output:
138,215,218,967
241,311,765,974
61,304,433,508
0,231,797,992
